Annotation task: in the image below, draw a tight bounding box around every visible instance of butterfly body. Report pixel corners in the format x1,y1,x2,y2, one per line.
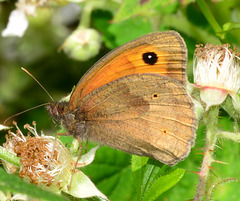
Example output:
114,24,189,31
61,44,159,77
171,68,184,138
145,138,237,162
48,31,197,166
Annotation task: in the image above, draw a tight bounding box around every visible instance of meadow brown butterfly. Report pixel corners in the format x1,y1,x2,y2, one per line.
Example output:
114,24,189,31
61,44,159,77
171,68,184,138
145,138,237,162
47,31,197,166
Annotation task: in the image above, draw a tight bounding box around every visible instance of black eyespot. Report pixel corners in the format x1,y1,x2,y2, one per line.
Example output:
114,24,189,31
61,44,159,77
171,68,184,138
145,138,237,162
152,93,159,99
142,52,158,65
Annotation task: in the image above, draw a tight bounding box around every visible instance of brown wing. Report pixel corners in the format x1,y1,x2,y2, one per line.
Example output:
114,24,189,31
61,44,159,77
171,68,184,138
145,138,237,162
69,31,187,110
79,74,197,166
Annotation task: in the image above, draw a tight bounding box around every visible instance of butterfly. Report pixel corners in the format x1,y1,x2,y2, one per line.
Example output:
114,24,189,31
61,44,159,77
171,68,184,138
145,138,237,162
47,31,197,166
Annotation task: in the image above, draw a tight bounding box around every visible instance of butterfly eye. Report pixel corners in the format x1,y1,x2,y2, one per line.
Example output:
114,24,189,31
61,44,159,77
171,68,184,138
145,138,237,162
142,52,158,65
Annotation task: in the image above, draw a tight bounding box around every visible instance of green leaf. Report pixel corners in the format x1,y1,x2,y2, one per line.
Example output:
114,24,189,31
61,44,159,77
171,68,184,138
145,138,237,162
108,16,152,47
131,155,149,198
113,0,168,23
0,168,67,201
132,157,185,201
92,10,116,49
223,22,240,32
132,155,149,172
142,168,185,201
140,161,165,198
221,95,240,120
66,170,108,200
82,145,136,200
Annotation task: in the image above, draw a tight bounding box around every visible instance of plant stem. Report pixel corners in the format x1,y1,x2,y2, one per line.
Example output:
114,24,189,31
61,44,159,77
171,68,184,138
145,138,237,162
78,4,93,28
196,0,228,42
194,106,219,201
0,146,21,167
196,0,222,34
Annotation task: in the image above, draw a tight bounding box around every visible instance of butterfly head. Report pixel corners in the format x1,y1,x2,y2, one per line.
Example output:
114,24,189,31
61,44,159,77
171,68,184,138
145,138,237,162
46,101,70,125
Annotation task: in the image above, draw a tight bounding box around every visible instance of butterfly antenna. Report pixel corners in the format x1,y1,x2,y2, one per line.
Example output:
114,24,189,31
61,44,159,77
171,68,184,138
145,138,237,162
21,67,54,102
3,103,50,125
3,68,54,125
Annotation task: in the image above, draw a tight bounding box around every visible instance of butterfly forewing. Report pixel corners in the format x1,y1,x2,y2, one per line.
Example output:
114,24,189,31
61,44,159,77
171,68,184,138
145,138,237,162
69,31,187,110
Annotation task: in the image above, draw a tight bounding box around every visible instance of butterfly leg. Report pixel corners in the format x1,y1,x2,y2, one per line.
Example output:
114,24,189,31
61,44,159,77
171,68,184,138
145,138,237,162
67,136,83,190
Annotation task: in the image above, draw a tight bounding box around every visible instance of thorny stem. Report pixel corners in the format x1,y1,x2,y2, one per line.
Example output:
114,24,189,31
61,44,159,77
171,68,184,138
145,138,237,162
217,130,240,142
194,106,219,201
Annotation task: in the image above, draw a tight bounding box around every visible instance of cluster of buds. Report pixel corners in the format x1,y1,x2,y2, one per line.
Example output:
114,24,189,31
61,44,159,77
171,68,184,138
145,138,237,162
2,0,102,61
193,43,240,111
3,122,72,188
1,122,108,200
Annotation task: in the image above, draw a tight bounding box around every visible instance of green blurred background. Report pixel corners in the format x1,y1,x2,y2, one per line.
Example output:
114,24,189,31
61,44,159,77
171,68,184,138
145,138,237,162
0,0,240,200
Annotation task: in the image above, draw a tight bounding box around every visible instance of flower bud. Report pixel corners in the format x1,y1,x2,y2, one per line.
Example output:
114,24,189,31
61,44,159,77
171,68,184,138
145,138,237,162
1,122,108,200
193,43,240,110
63,28,102,61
